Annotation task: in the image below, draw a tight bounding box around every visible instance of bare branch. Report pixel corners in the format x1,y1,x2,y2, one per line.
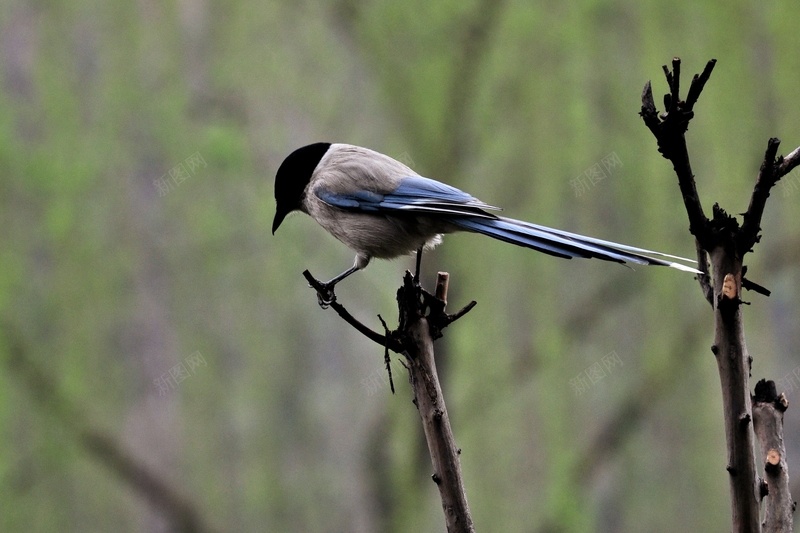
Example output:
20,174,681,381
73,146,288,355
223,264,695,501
303,269,405,353
740,138,782,252
302,270,476,529
639,58,711,242
685,59,717,109
740,139,800,257
777,145,800,177
711,253,761,533
733,140,800,304
641,58,778,533
399,272,474,532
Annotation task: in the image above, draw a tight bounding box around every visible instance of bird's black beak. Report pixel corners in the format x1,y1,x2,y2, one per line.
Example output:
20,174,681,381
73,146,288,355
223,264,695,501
272,209,287,234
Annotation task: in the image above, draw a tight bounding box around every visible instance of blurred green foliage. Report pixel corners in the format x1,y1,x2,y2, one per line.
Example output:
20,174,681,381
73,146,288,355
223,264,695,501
1,0,800,531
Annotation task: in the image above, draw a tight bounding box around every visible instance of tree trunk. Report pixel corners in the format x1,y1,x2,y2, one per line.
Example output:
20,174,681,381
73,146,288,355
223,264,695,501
710,247,760,532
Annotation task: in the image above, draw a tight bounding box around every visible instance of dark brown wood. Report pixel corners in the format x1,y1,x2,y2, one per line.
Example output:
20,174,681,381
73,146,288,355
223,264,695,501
405,307,474,531
753,380,794,533
304,270,475,531
710,248,760,533
303,269,405,353
640,57,800,533
397,272,474,532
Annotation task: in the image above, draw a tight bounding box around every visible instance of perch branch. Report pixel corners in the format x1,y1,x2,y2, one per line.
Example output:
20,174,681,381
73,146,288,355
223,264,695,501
303,269,405,353
400,272,474,533
302,269,476,530
303,269,475,354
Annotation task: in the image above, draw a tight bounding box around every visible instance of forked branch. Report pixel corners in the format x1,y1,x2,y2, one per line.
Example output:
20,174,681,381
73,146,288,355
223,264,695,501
303,270,476,531
640,57,797,533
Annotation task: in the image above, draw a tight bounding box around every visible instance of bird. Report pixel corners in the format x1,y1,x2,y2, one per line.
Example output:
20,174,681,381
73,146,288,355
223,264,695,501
273,142,700,302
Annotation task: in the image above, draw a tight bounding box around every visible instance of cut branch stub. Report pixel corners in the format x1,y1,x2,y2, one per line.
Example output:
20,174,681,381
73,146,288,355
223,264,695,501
765,449,782,473
722,273,737,300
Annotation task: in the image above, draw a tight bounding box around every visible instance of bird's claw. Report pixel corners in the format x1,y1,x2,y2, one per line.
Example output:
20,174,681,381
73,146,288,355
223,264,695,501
302,270,339,309
315,284,337,309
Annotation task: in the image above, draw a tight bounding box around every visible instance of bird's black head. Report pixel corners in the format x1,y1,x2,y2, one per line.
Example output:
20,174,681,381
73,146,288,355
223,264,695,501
272,142,331,234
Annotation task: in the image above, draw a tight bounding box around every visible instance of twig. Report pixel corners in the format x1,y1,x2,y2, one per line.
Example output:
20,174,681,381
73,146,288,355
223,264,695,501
377,314,395,393
739,137,800,259
742,266,771,298
303,269,404,353
777,146,800,177
740,138,782,252
640,58,715,241
685,59,717,109
695,238,714,305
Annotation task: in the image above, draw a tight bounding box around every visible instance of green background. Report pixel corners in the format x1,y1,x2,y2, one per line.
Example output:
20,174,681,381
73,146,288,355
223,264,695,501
2,0,800,531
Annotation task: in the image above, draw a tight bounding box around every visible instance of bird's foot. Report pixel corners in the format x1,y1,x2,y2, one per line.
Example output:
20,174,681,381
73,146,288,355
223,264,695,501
314,283,337,309
302,270,338,309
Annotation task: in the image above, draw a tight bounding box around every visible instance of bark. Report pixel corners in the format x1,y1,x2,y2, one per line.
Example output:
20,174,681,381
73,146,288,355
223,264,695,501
306,271,476,531
641,58,800,533
405,314,474,532
753,380,794,533
710,249,760,532
394,272,475,532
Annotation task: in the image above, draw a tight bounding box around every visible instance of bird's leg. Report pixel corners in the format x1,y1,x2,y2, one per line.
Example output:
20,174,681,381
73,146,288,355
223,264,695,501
313,255,370,308
314,265,358,308
413,246,424,285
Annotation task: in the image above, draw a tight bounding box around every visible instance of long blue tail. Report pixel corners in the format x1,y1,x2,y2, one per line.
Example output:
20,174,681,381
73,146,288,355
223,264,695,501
453,216,700,273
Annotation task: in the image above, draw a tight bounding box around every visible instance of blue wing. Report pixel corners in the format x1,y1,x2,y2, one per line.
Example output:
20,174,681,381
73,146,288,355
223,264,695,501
315,176,700,272
315,176,500,218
